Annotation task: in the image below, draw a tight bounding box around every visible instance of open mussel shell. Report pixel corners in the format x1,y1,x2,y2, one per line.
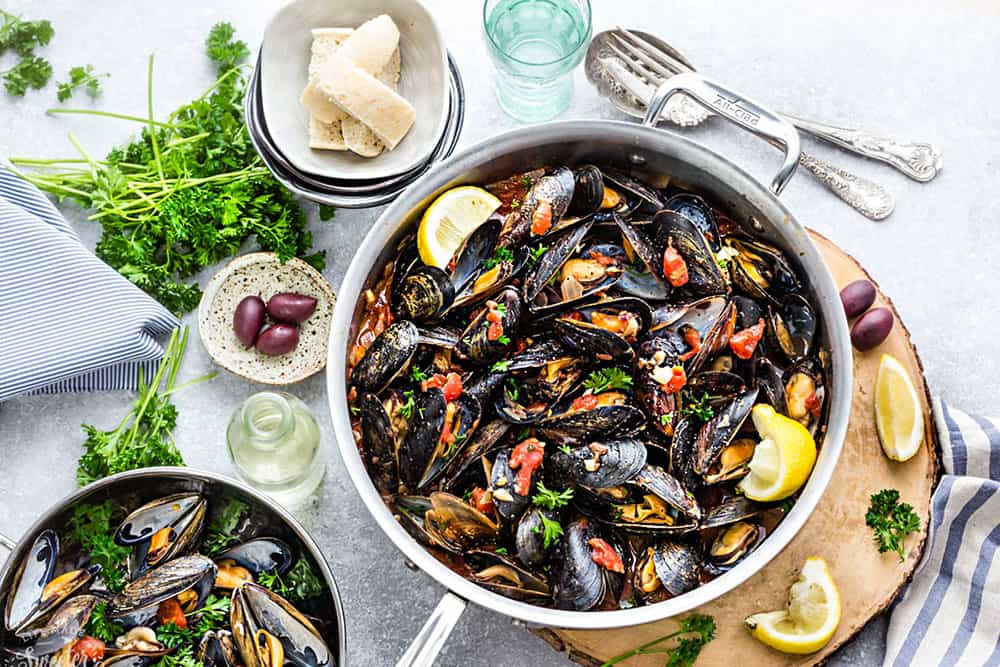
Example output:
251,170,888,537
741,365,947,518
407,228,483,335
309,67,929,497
651,296,737,373
391,495,440,550
548,439,647,488
350,320,420,394
358,391,404,495
392,265,454,323
727,237,802,304
465,549,550,601
709,521,762,568
230,582,333,667
614,214,671,301
498,166,575,247
668,416,700,491
636,540,702,598
26,593,100,656
198,630,239,667
632,465,701,521
452,245,529,310
784,359,825,430
397,389,447,489
568,164,605,216
602,168,666,211
652,210,728,298
515,507,559,567
457,287,522,364
448,216,501,293
424,492,498,551
633,333,686,436
488,449,532,520
523,220,593,307
554,297,653,362
538,397,646,446
110,555,216,617
768,293,817,361
439,419,509,494
702,437,756,485
693,387,759,476
664,193,721,251
551,519,623,611
700,496,767,529
216,538,294,584
417,393,483,489
4,529,58,635
116,493,207,578
686,371,747,404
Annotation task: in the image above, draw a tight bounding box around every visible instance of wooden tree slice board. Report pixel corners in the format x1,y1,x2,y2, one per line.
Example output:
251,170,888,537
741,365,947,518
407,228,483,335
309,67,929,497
533,230,940,666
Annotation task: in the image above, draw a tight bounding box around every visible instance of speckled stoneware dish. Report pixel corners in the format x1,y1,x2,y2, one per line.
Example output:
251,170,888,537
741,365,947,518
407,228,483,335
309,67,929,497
260,0,449,181
199,252,335,384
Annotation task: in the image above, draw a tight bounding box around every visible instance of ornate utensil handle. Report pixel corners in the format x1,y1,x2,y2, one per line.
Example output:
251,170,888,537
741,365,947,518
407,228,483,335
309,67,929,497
784,113,943,182
799,152,895,220
644,72,801,195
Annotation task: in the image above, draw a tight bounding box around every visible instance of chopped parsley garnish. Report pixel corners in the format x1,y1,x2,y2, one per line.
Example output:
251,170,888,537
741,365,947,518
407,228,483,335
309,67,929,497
559,444,572,455
494,302,507,316
865,489,921,561
532,482,574,510
715,245,740,271
583,368,633,393
532,514,564,548
398,390,416,419
56,64,107,102
495,547,508,555
528,244,549,267
409,365,428,382
497,334,511,345
660,412,674,426
681,393,715,421
482,246,514,271
505,379,520,402
522,174,533,188
491,360,512,373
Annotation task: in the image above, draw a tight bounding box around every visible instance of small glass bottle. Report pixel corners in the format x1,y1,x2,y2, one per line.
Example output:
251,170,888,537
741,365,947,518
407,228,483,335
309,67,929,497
226,391,324,508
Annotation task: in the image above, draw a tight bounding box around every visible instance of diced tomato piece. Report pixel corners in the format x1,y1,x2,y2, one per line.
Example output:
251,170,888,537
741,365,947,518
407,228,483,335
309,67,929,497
509,438,546,496
531,200,553,236
72,637,106,662
572,394,600,411
588,250,616,266
588,538,625,573
441,372,463,402
487,321,504,341
730,318,766,360
470,487,496,516
664,365,687,394
805,390,821,418
156,597,187,629
662,239,689,287
422,374,446,392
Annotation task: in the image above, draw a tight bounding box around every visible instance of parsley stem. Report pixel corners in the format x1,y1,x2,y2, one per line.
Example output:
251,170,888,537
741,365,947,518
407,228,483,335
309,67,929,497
145,55,165,183
600,630,683,666
45,108,182,129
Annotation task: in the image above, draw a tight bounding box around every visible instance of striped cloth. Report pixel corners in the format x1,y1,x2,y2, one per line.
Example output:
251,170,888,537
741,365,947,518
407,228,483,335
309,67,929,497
885,399,1000,666
0,168,178,401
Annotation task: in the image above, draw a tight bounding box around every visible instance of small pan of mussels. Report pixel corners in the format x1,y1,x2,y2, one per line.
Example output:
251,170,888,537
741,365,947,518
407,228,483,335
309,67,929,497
0,468,345,667
328,73,853,665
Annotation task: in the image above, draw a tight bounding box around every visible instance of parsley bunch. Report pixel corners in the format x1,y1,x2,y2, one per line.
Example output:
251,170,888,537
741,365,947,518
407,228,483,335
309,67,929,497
866,489,921,560
601,614,716,667
257,559,325,603
10,22,326,315
0,9,54,96
65,500,131,592
76,327,214,486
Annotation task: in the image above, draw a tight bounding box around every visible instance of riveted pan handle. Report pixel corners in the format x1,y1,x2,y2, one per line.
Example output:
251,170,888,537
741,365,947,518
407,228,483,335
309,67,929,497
643,72,801,195
396,591,468,667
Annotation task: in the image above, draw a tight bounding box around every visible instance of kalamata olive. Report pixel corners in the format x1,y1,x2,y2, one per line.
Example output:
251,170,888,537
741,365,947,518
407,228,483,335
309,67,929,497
233,296,266,347
256,324,300,356
267,293,318,324
850,307,893,351
840,280,877,318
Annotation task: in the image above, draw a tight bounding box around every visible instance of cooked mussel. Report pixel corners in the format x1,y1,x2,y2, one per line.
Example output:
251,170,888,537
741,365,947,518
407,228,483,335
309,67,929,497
115,493,206,578
465,549,550,601
652,210,728,298
230,583,332,667
110,555,216,617
358,391,405,495
633,333,687,436
499,166,575,247
198,630,239,667
423,492,498,551
215,538,294,589
548,439,647,488
693,388,758,476
635,540,701,598
700,496,766,529
457,287,522,364
665,193,721,251
392,265,454,323
769,294,817,361
350,321,420,393
538,393,645,445
709,521,762,567
452,245,529,310
25,594,100,656
551,519,624,611
515,507,560,566
568,164,605,215
728,238,802,303
554,297,653,361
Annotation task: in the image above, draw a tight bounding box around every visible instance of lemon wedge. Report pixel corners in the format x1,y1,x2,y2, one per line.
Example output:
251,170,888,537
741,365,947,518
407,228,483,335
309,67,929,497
417,186,501,269
737,404,817,502
745,556,841,654
875,353,923,462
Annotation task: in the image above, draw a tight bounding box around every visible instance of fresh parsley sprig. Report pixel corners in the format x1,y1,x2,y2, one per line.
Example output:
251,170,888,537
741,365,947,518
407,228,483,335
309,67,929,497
56,64,107,102
681,393,715,421
482,246,514,271
532,513,564,548
0,9,54,96
865,489,921,561
83,602,123,643
201,497,249,557
65,500,130,592
583,368,633,393
601,614,716,667
532,482,573,510
257,559,325,603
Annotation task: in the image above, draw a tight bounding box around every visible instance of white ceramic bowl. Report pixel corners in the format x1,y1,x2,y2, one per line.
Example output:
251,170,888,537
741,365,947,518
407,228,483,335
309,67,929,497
260,0,449,181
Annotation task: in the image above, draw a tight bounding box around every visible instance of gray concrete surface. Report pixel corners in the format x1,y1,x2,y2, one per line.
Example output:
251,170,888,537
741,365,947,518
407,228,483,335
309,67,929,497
1,1,998,665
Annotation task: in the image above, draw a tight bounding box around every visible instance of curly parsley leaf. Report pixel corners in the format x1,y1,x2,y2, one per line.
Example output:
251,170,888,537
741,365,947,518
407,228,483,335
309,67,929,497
65,500,130,592
532,482,574,510
531,513,564,548
205,21,249,74
56,64,106,102
83,602,123,643
482,246,514,271
681,393,715,422
3,54,52,96
865,489,921,561
257,559,324,603
490,360,511,373
201,497,249,557
601,613,716,667
583,368,633,394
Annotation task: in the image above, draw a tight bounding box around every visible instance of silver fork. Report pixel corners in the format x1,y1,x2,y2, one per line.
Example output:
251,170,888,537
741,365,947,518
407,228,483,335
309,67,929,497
611,28,942,183
602,29,897,220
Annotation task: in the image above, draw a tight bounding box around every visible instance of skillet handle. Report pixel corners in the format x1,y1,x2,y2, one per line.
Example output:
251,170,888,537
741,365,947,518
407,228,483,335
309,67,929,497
0,532,15,567
396,591,467,667
642,72,801,195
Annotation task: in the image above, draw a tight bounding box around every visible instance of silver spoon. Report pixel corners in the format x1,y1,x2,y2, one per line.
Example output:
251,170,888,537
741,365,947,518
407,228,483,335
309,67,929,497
586,29,898,220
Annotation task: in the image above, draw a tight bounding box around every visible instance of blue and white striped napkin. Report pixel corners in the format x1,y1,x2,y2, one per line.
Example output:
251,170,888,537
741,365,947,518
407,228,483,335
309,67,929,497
885,399,1000,666
0,169,178,401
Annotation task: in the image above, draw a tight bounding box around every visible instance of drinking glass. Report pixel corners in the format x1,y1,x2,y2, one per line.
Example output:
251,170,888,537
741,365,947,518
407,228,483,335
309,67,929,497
483,0,592,123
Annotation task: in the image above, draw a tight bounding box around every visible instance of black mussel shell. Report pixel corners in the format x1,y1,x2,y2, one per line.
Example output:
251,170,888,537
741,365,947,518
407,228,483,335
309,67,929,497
632,464,701,521
417,393,483,489
457,287,522,364
397,389,447,489
569,164,605,215
499,167,575,247
523,220,593,306
393,265,454,323
652,210,728,298
602,168,666,210
358,392,403,495
449,217,501,293
665,193,721,251
548,439,647,488
515,507,561,567
538,400,646,446
769,294,817,360
728,238,802,304
694,388,758,475
552,519,622,611
646,540,702,597
350,321,420,394
700,496,766,529
452,245,529,310
465,548,550,601
489,449,532,520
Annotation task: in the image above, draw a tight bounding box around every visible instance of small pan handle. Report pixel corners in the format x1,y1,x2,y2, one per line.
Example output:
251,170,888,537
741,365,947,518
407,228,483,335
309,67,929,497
0,532,15,568
643,72,802,195
396,591,468,667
